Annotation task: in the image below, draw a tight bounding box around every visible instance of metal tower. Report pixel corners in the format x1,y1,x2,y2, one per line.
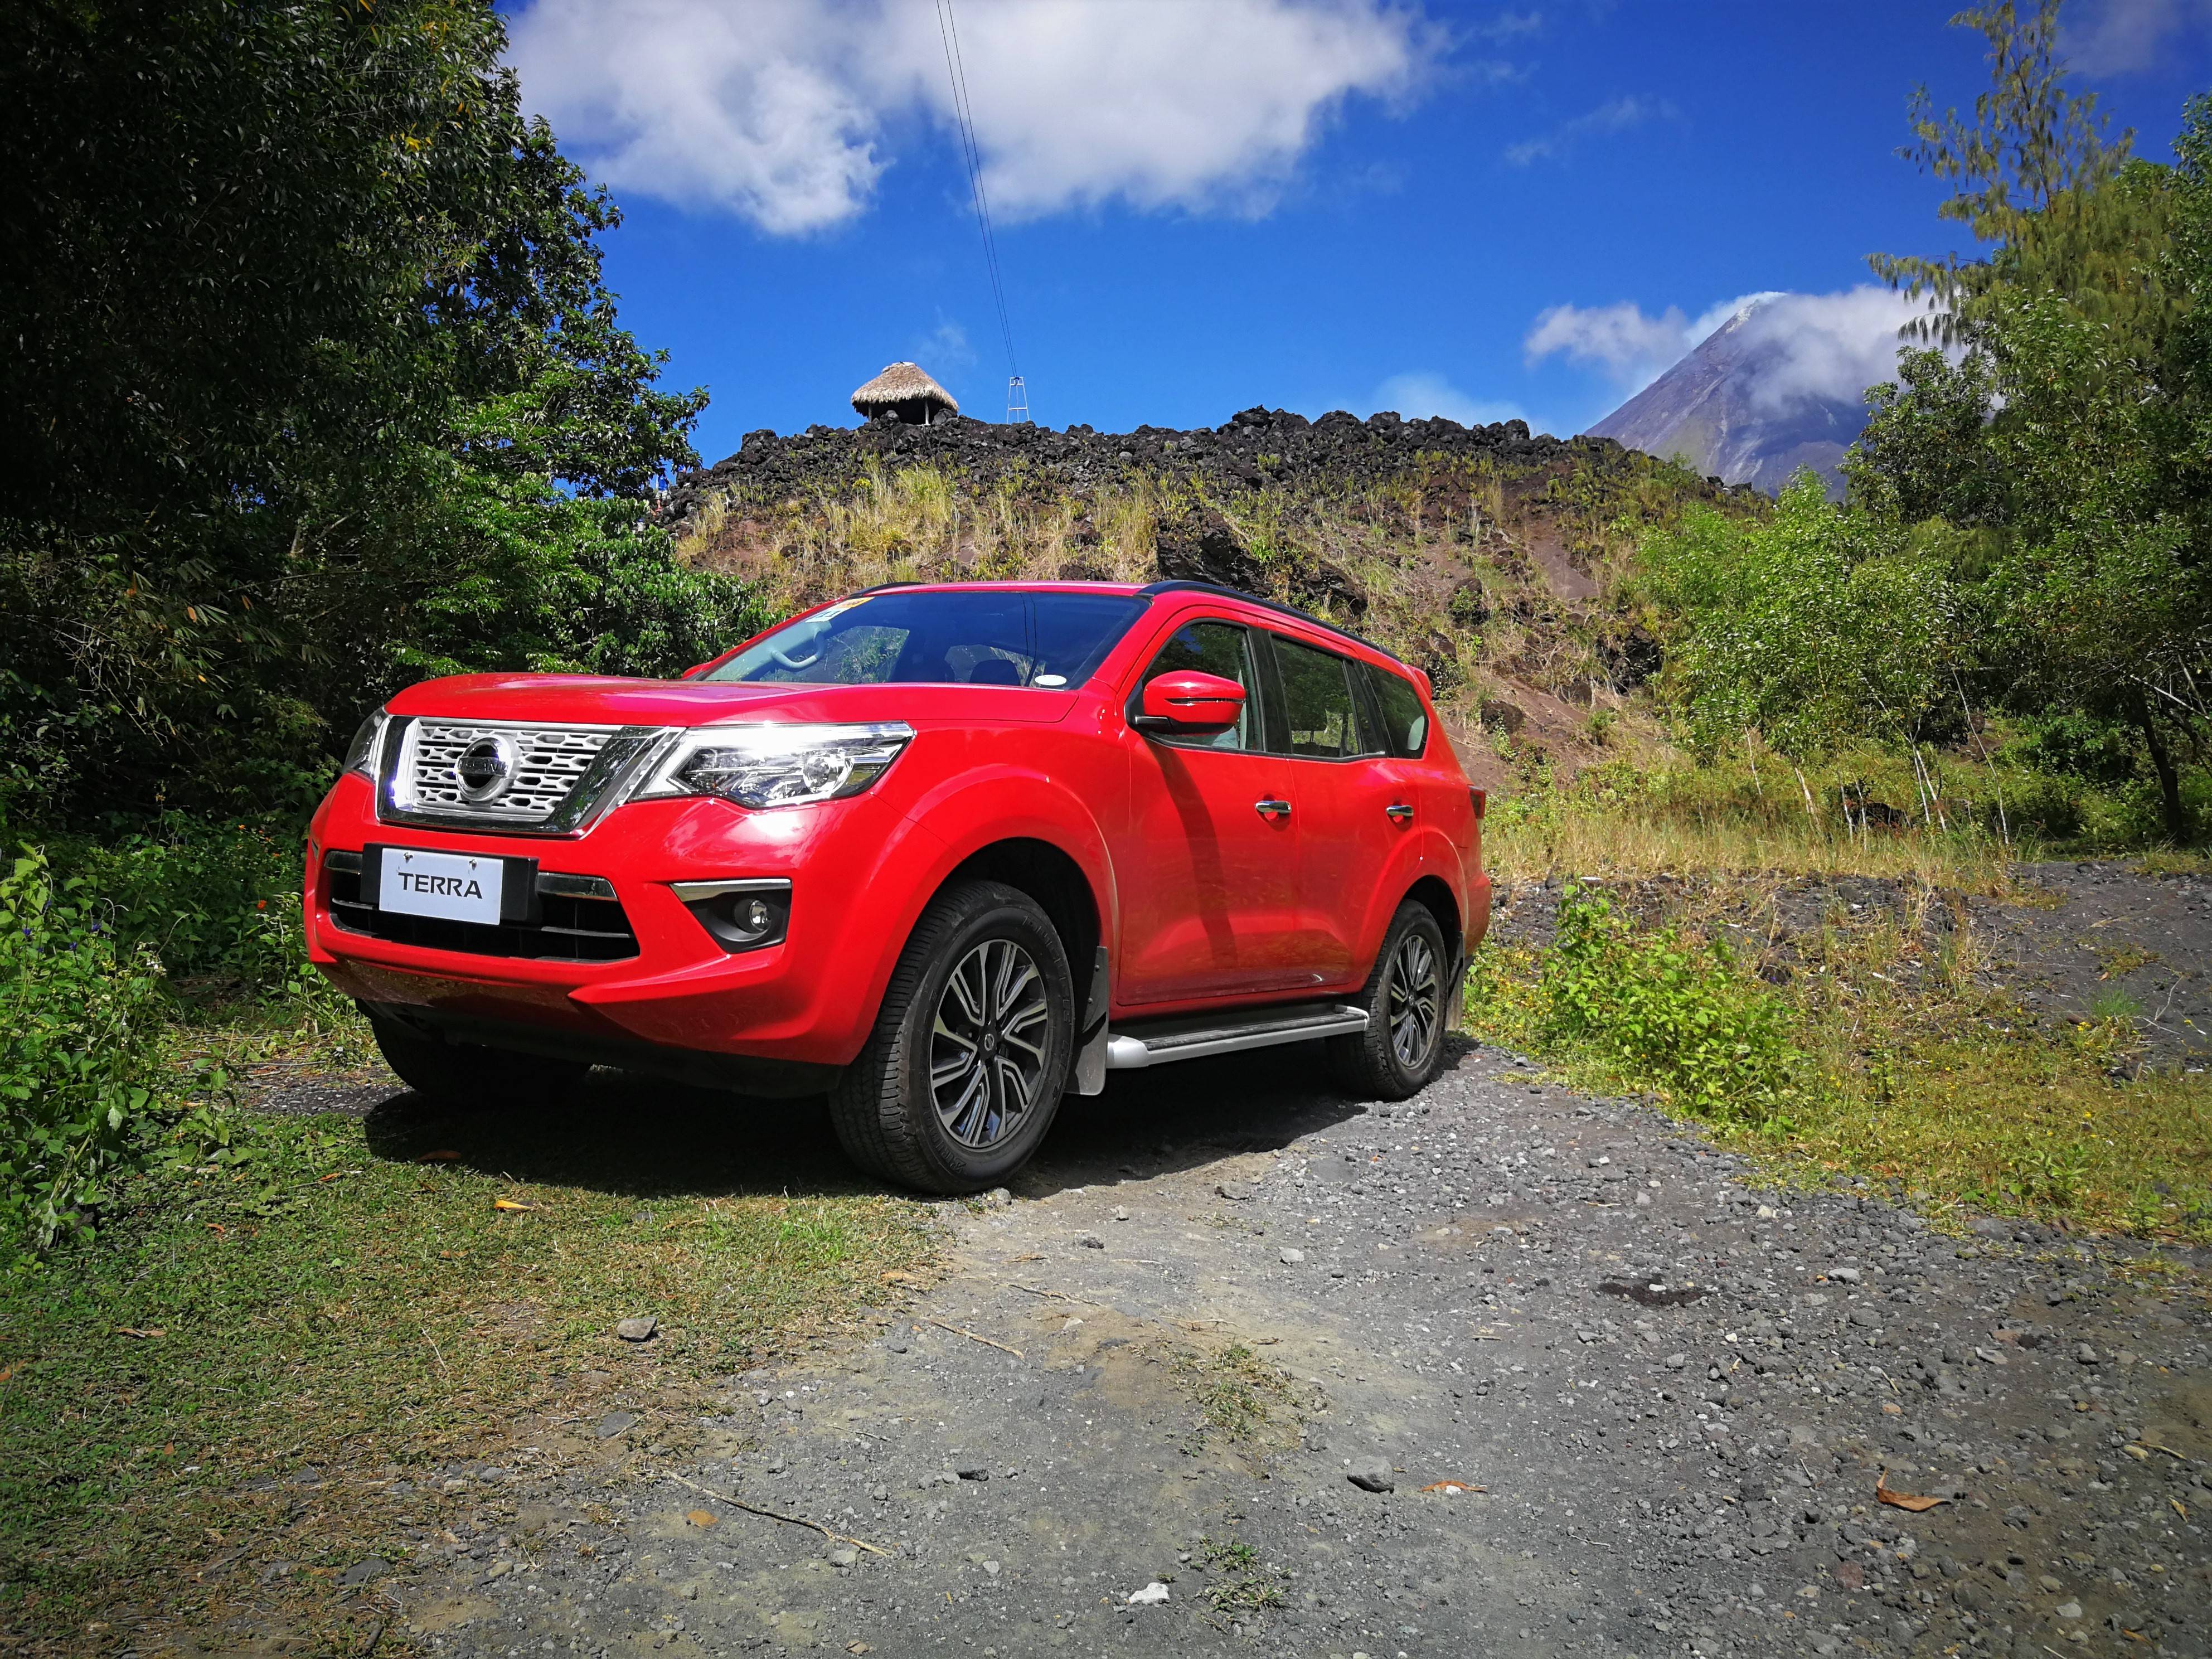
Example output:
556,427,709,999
1006,375,1031,425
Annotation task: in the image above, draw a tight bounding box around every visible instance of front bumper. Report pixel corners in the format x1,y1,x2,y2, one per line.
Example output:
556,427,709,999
305,772,936,1068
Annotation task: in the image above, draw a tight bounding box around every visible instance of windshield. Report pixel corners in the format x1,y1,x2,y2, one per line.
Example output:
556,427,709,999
696,590,1148,688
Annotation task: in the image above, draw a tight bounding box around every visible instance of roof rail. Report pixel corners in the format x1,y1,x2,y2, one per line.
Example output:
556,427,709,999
1136,580,1408,668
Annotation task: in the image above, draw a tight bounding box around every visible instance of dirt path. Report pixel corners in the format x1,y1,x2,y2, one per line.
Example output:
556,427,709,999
367,1041,2210,1659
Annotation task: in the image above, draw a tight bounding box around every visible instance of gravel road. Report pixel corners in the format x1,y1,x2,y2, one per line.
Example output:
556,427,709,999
377,1038,2211,1659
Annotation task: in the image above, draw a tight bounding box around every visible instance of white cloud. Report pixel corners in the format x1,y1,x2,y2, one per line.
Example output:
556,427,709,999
1728,288,1926,415
1469,9,1544,41
506,0,1448,235
2063,0,2212,76
914,317,976,371
1524,299,1697,387
1503,94,1675,167
1526,285,1927,409
1369,372,1539,430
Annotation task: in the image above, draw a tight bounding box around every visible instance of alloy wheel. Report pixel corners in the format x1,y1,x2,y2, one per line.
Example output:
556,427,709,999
929,937,1051,1149
1386,929,1442,1069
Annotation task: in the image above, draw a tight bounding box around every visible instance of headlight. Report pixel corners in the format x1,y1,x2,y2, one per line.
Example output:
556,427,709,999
342,707,389,779
636,722,915,809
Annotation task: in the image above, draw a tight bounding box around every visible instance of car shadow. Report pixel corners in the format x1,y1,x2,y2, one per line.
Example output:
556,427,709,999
352,1035,1483,1202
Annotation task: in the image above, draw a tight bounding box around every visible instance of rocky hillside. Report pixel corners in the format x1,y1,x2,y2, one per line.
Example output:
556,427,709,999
659,406,1757,794
1588,301,1869,498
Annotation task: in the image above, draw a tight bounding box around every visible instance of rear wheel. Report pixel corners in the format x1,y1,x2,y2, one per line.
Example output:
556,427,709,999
368,1012,588,1107
1327,900,1451,1100
830,880,1074,1194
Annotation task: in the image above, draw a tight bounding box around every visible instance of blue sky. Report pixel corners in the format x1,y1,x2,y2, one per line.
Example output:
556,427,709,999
504,1,2212,468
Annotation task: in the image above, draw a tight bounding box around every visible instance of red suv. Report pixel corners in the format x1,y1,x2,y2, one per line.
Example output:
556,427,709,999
305,581,1490,1191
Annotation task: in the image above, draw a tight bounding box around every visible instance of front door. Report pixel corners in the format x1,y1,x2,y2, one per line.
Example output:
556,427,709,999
1115,618,1307,1005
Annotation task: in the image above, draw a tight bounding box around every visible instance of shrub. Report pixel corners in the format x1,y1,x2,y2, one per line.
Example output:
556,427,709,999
1538,884,1797,1129
0,849,167,1248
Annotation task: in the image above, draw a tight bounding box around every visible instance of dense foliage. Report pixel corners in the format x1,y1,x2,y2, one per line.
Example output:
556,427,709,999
1641,2,2210,845
0,0,758,825
1531,885,1797,1130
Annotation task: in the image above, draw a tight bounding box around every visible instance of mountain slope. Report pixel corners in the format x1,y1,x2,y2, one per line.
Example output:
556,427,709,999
1585,300,1868,497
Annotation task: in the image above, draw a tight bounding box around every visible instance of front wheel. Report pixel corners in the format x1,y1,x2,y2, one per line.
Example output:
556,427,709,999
828,880,1075,1194
1327,901,1451,1100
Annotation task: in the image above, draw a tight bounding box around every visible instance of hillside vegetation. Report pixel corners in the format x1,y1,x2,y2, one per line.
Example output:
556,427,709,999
663,406,1730,803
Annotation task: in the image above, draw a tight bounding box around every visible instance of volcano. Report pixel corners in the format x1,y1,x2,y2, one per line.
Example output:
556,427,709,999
1585,299,1869,498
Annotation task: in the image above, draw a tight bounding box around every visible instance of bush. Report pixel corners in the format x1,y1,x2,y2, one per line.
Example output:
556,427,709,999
68,815,317,997
1537,884,1797,1129
0,849,167,1248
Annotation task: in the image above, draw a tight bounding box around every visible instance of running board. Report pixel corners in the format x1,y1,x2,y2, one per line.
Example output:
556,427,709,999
1103,1001,1368,1071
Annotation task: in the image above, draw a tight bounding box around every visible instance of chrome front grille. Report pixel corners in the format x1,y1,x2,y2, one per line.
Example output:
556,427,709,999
411,722,612,821
381,719,644,832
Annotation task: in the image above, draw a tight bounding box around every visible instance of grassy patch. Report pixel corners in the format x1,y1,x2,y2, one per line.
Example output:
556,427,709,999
0,1073,936,1649
1468,888,2212,1245
1166,1341,1306,1456
1194,1534,1286,1617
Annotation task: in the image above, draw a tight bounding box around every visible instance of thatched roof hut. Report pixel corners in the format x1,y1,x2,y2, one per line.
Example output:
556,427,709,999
851,361,958,426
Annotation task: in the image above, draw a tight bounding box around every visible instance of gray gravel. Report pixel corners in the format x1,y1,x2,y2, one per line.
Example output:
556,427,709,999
379,1042,2211,1658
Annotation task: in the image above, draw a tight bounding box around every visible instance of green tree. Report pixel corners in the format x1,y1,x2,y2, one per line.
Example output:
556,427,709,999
0,0,751,824
1642,475,1958,763
1856,2,2209,841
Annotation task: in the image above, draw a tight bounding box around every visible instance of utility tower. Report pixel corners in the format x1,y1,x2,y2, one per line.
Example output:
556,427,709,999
1006,375,1031,425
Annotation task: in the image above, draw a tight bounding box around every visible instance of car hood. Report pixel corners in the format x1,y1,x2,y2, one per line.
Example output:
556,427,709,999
382,673,1079,729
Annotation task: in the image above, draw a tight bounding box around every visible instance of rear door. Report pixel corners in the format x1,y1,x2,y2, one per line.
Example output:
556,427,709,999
1259,630,1406,987
1114,617,1307,1005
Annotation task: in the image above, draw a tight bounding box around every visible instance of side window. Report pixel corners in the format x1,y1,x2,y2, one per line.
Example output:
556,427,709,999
1362,662,1430,758
1137,620,1259,751
1268,634,1369,759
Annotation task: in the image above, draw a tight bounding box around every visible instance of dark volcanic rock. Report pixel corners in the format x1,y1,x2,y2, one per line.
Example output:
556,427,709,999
657,408,1731,540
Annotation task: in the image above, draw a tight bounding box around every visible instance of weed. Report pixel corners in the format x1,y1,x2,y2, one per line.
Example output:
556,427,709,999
1196,1535,1285,1616
1168,1342,1302,1452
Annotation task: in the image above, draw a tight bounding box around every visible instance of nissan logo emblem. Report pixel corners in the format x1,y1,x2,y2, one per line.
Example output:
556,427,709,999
456,734,518,803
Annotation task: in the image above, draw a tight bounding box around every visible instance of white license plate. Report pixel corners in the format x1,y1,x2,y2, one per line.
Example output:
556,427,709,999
379,847,503,925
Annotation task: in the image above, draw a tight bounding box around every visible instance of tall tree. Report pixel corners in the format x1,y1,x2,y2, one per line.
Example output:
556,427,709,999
0,0,746,823
1856,3,2208,842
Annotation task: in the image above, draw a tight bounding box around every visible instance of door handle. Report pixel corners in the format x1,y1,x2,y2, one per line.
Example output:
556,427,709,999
1385,802,1415,823
1254,798,1292,822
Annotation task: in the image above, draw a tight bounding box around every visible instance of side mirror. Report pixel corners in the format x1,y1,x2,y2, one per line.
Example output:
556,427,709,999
1135,671,1246,736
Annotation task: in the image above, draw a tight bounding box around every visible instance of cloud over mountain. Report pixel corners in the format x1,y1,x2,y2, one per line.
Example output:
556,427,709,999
506,0,1445,235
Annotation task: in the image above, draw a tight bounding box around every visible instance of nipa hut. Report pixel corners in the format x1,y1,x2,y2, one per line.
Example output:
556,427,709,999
851,361,958,426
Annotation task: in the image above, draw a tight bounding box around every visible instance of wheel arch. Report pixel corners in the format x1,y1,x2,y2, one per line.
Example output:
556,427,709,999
938,837,1104,1016
1402,872,1462,963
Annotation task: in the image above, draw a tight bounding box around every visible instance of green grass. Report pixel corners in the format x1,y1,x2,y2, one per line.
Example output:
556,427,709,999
0,1045,937,1651
1467,888,2212,1246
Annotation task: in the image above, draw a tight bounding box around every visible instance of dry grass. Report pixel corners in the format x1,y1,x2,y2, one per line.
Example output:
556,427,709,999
1468,894,2212,1245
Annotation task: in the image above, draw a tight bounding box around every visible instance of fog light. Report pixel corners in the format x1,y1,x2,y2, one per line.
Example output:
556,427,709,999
672,879,792,954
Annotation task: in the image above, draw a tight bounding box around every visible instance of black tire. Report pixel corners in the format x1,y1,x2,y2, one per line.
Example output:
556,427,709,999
829,880,1074,1194
1327,900,1451,1100
368,1012,587,1108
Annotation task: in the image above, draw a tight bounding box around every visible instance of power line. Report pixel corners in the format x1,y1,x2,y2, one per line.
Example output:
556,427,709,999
934,0,1029,421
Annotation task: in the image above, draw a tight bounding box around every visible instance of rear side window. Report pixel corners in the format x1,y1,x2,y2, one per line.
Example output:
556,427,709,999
1267,634,1375,759
1138,620,1260,751
1362,662,1430,758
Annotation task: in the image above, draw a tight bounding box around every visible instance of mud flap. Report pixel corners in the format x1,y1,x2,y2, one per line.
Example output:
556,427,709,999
1074,945,1109,1095
1442,942,1469,1033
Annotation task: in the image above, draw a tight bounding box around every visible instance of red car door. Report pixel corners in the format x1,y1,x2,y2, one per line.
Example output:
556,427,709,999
1260,630,1406,988
1114,617,1308,1005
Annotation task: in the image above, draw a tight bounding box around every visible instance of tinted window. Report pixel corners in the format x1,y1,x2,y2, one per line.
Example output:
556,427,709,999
1138,621,1259,751
1363,662,1430,758
699,590,1146,687
1268,634,1369,759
